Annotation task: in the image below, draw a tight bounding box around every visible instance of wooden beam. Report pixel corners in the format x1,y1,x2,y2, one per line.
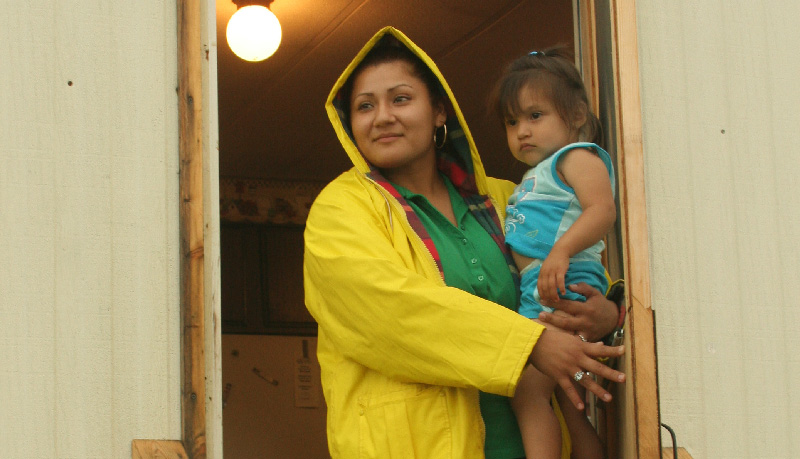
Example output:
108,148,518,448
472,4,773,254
178,0,207,457
131,440,189,459
608,0,661,457
578,0,600,115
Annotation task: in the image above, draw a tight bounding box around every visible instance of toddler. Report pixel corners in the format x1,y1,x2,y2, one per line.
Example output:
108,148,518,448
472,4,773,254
494,47,617,459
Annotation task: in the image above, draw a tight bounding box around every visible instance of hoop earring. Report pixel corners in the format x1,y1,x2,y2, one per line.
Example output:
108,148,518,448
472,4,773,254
434,124,448,149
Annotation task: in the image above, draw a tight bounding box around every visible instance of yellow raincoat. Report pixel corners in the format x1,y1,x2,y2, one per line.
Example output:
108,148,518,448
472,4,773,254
304,27,565,458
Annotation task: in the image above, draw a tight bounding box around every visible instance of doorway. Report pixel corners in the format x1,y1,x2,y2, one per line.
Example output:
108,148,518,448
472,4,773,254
213,1,612,457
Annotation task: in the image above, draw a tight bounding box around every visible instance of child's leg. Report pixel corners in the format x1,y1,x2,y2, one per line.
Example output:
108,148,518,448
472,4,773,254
554,386,603,459
512,363,561,459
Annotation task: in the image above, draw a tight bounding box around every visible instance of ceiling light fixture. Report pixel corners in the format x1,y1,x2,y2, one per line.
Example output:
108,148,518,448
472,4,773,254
226,0,282,62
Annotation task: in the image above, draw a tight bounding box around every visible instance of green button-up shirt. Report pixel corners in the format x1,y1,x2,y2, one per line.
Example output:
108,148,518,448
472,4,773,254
394,175,524,459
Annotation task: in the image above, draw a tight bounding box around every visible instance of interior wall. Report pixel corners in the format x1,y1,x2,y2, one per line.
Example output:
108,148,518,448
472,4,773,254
636,1,800,457
222,335,327,458
0,3,182,458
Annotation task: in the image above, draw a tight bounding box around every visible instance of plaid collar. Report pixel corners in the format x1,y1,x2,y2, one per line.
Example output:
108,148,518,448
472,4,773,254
367,156,519,291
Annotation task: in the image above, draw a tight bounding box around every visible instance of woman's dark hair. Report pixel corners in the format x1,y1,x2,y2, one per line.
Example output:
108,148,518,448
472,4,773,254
339,35,445,119
490,45,603,146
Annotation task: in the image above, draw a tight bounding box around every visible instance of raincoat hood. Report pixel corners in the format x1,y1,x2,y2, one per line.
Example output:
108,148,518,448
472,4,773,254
325,26,492,195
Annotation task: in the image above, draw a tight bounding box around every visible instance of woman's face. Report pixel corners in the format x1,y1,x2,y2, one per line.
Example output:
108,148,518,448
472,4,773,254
349,61,446,180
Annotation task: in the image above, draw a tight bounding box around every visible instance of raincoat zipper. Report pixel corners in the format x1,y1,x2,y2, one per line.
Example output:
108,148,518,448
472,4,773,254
365,174,447,286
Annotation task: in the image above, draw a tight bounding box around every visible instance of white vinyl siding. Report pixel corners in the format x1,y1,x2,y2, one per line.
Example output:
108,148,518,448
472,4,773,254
0,3,181,457
636,1,800,457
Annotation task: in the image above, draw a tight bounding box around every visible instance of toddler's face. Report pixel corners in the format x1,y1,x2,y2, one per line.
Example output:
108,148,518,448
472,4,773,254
505,86,577,167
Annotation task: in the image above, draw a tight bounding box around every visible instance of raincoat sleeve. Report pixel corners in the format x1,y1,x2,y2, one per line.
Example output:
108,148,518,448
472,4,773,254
304,175,542,397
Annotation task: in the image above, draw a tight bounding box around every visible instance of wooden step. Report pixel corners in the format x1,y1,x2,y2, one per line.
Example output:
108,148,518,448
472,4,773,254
662,447,693,459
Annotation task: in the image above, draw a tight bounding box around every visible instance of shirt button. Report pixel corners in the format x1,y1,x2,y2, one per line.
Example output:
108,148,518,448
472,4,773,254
477,275,485,282
460,225,466,230
471,258,478,264
461,238,468,245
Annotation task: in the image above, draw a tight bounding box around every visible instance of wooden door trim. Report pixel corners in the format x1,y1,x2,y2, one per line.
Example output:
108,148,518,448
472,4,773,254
132,0,209,456
608,0,661,456
579,0,661,456
177,0,207,457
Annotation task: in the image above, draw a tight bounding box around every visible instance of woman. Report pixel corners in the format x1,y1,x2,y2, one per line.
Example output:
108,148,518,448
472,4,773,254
304,27,624,458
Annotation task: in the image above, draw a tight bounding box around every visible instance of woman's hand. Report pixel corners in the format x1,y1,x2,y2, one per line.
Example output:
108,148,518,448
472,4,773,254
538,283,618,342
527,328,625,410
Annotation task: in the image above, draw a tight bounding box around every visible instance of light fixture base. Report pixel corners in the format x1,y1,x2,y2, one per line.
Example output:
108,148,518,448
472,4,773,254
232,0,274,9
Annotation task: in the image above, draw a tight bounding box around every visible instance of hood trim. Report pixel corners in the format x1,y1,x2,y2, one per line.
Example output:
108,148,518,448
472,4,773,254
325,26,490,195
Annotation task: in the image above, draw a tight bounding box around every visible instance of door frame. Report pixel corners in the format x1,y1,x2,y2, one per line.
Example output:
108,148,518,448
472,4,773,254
579,0,661,457
164,1,659,457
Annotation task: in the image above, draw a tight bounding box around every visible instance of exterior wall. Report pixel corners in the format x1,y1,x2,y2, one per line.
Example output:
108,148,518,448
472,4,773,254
0,3,182,458
636,1,800,457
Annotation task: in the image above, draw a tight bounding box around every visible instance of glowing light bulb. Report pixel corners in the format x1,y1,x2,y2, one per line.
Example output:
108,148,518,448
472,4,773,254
226,5,282,62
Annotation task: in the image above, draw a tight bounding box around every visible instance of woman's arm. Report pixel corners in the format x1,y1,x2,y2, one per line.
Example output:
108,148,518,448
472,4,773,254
305,175,624,404
304,177,539,395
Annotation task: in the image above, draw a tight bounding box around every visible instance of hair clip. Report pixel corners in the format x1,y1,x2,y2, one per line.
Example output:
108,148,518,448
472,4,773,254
529,50,546,57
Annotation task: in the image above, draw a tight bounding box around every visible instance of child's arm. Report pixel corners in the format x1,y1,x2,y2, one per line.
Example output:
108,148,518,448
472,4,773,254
538,148,616,304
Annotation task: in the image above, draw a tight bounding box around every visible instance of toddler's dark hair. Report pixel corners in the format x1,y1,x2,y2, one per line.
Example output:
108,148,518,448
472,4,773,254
491,45,602,147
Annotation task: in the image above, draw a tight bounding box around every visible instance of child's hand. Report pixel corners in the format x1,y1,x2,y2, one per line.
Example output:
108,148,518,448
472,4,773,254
538,249,570,305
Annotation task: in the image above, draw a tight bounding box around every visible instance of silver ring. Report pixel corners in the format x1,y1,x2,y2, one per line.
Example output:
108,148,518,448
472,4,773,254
578,334,587,342
573,370,585,382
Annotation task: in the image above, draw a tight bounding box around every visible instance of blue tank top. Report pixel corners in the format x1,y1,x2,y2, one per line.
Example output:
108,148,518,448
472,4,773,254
504,142,615,263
